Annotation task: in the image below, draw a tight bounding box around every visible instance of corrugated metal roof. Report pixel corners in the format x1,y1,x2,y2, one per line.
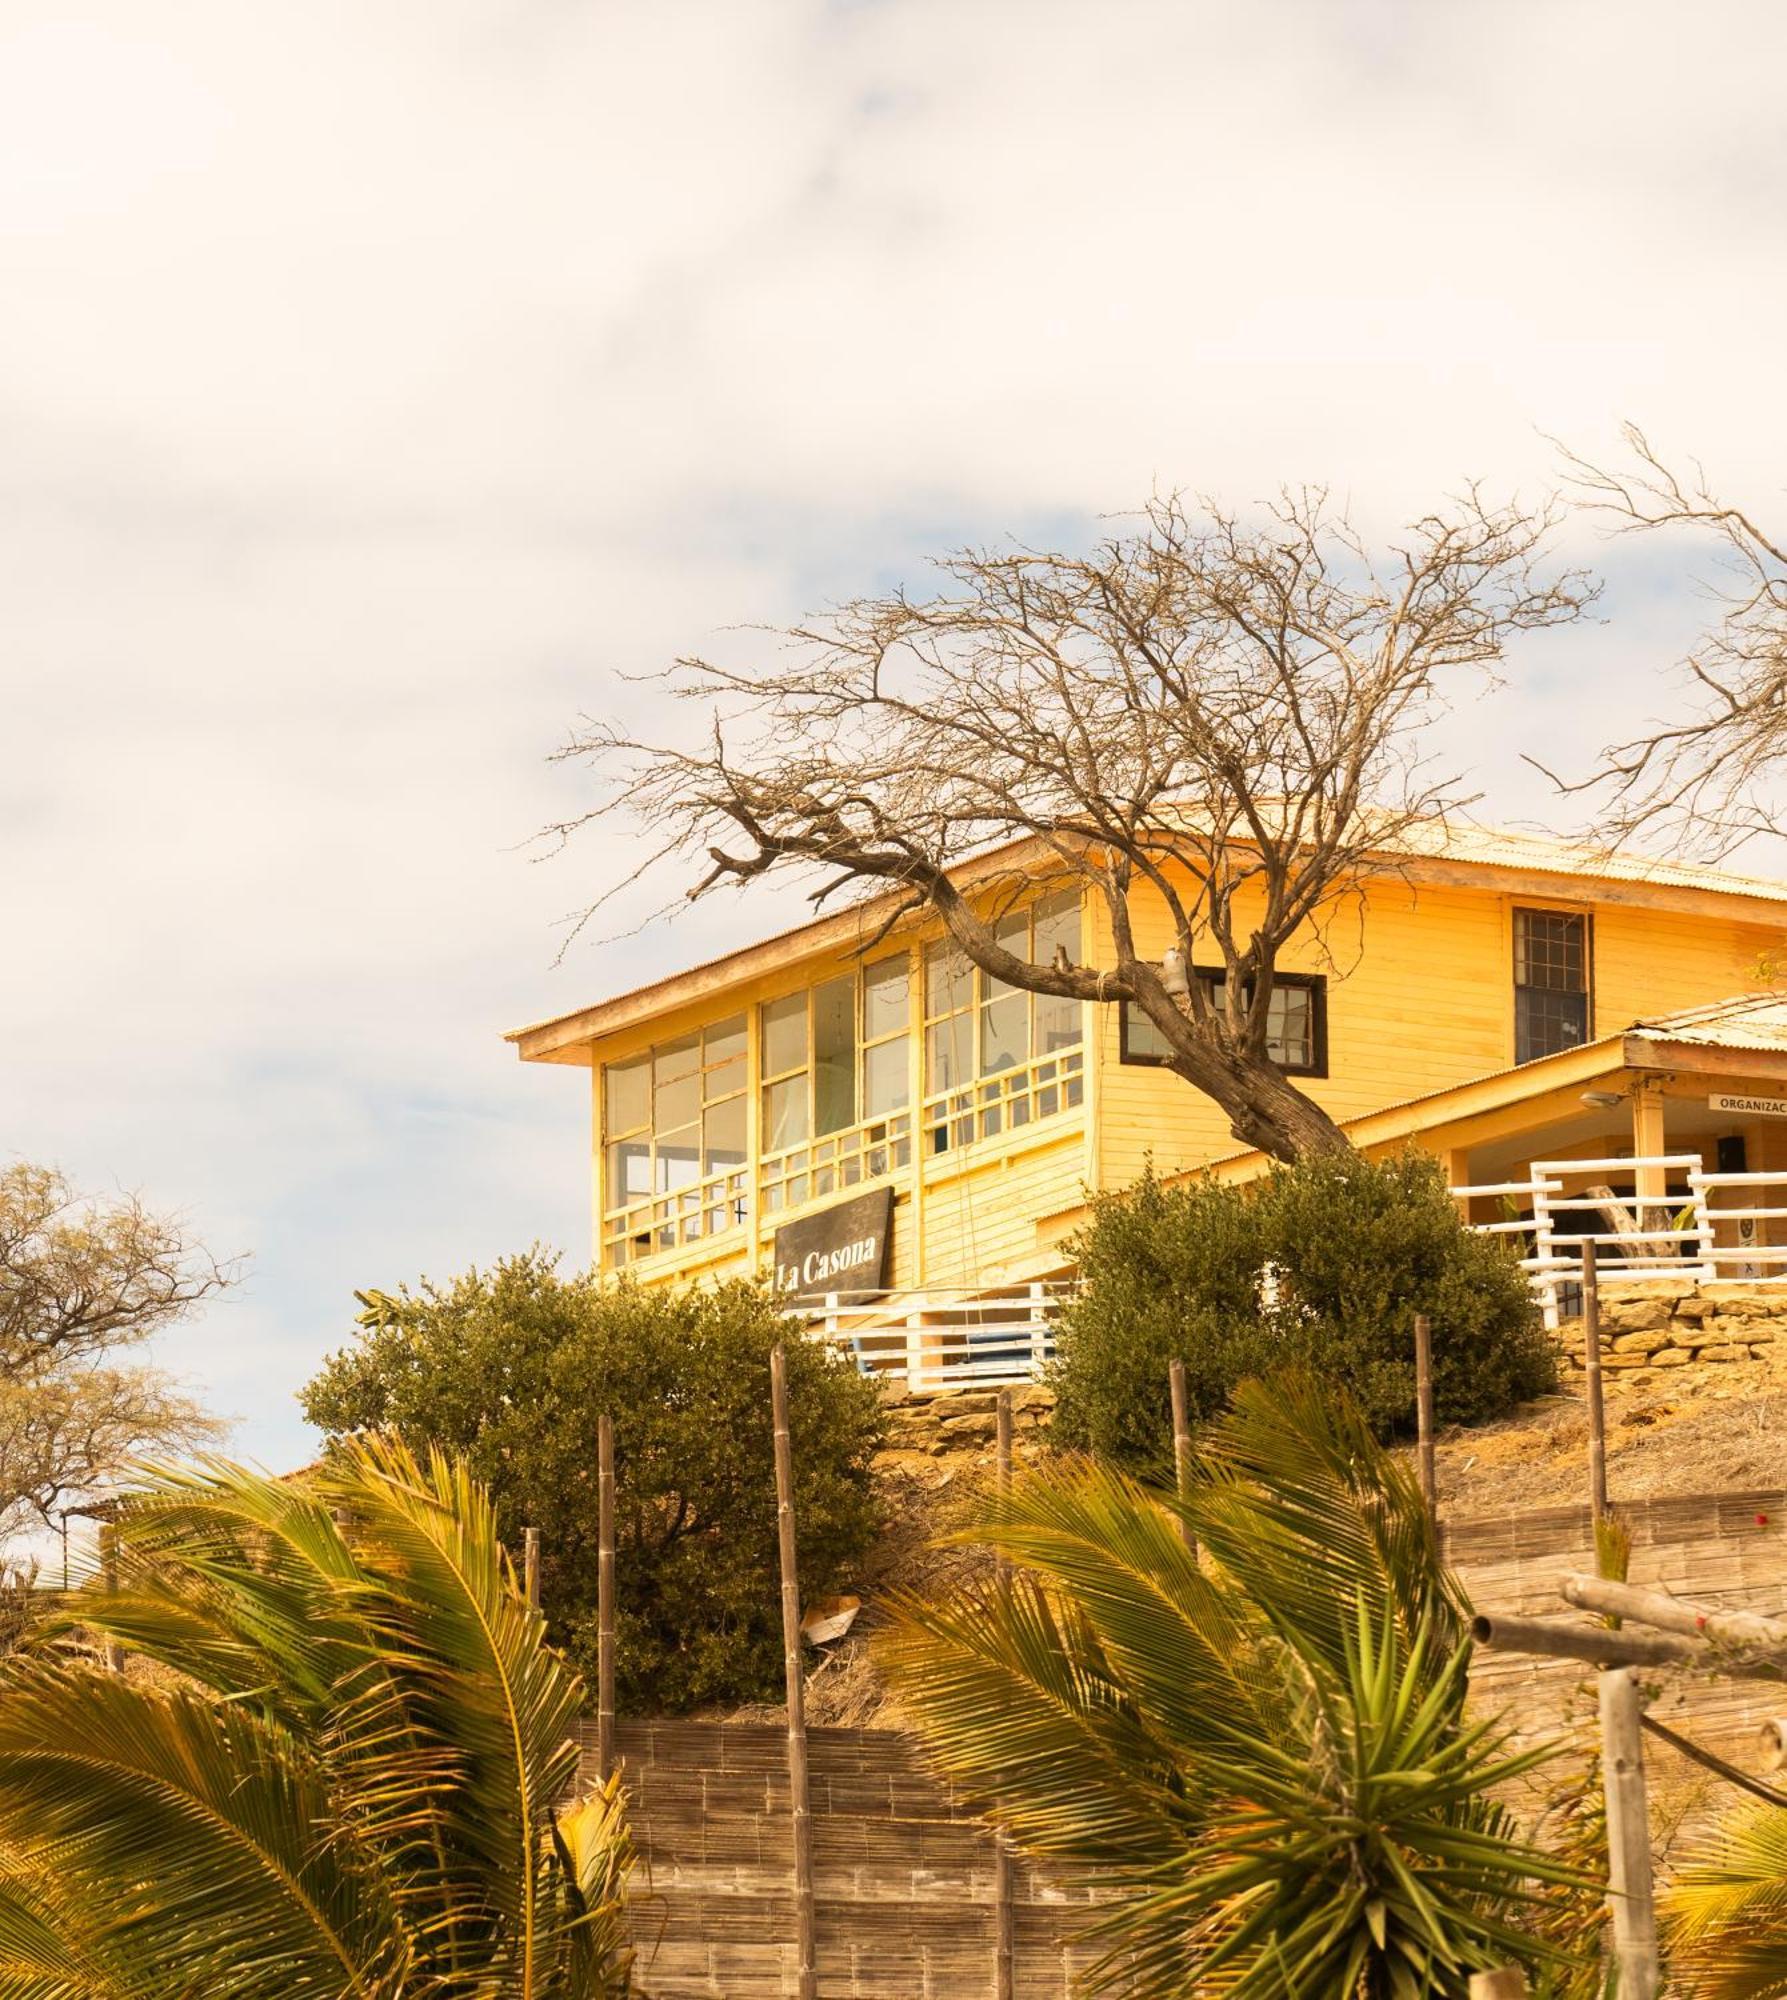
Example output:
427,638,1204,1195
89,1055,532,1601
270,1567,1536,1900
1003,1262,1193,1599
1376,821,1787,903
1629,991,1787,1052
509,819,1787,1054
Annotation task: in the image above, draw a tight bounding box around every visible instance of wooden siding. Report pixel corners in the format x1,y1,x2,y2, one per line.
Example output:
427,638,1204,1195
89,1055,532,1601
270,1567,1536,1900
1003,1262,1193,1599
1090,871,1787,1193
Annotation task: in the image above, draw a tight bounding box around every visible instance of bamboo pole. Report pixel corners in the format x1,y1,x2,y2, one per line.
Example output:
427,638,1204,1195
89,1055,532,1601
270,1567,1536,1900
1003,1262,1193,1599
523,1525,540,1611
1414,1313,1437,1516
1471,1610,1707,1670
1168,1359,1196,1554
770,1345,818,2000
1582,1241,1609,1521
993,1389,1015,2000
1562,1573,1787,1652
98,1520,122,1676
597,1411,616,1785
1600,1665,1661,2000
1469,1972,1529,1999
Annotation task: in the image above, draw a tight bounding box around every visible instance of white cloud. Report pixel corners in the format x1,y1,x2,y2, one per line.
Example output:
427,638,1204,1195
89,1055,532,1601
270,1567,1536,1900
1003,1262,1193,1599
4,0,1786,1476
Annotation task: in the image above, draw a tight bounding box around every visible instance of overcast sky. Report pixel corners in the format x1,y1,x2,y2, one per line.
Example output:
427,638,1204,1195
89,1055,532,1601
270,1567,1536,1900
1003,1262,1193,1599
6,0,1787,1478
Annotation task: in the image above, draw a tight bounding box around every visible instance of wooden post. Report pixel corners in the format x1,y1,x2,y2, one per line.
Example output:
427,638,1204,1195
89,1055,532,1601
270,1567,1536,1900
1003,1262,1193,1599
523,1525,540,1611
1469,1972,1529,1999
1414,1314,1437,1517
98,1520,123,1676
1600,1665,1660,2000
1582,1240,1609,1522
992,1390,1015,2000
771,1345,818,2000
597,1412,617,1785
1168,1358,1196,1554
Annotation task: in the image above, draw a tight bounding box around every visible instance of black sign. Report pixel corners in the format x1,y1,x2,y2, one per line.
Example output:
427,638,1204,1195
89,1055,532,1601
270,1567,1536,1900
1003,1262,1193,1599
772,1187,894,1304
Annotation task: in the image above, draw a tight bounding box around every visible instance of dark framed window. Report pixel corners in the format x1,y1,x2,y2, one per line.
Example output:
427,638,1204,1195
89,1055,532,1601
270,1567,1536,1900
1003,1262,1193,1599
1120,969,1328,1078
1513,907,1592,1063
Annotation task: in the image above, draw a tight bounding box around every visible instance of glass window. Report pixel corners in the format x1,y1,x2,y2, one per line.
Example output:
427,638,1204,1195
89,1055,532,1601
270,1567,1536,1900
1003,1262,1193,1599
863,1035,909,1116
703,1094,747,1174
813,975,857,1135
603,1055,649,1137
762,1074,809,1151
1033,893,1083,1054
761,993,809,1079
863,956,909,1040
1119,971,1326,1078
599,1013,748,1260
1514,908,1591,1063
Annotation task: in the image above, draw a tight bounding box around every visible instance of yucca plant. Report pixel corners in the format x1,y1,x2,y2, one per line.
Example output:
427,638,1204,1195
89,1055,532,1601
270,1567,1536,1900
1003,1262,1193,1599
878,1372,1588,1998
0,1436,636,1999
1665,1805,1787,1997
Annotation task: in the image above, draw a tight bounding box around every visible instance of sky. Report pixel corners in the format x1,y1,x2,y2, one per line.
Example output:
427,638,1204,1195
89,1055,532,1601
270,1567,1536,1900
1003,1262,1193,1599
6,0,1787,1480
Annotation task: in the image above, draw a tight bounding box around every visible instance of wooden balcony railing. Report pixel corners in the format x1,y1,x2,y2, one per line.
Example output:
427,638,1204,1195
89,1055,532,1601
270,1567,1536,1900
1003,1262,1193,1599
921,1045,1084,1158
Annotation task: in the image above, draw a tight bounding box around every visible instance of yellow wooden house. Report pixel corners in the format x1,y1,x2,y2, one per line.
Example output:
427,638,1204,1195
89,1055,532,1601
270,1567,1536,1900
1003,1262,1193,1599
509,824,1787,1360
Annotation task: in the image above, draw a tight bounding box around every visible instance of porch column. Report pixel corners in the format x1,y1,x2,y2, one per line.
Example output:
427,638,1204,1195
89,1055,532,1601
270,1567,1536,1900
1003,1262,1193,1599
1631,1082,1668,1242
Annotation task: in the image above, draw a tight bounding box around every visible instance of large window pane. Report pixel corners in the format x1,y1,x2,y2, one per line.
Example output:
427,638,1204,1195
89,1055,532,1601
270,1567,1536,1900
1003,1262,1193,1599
603,1056,649,1136
653,1065,699,1134
705,1015,747,1066
1032,892,1080,967
813,975,857,1135
925,946,972,1019
761,993,809,1078
605,1138,651,1206
655,1034,698,1082
1269,986,1314,1069
762,1075,809,1151
926,1013,974,1093
703,1094,747,1173
979,989,1028,1073
863,1035,909,1115
655,1124,699,1192
862,955,910,1038
1514,909,1590,1063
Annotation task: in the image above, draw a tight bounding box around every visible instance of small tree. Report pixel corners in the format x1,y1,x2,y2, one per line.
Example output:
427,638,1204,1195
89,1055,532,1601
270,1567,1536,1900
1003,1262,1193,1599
1049,1151,1554,1466
301,1251,886,1711
0,1162,229,1538
552,491,1590,1162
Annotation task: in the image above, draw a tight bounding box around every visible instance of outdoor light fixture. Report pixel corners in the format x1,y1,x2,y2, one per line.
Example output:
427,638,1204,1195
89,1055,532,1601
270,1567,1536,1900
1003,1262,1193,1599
1580,1090,1624,1110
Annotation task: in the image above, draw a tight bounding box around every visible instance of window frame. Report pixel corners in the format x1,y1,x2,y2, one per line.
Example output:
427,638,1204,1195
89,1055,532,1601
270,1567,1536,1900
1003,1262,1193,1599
1511,904,1594,1065
1118,967,1329,1079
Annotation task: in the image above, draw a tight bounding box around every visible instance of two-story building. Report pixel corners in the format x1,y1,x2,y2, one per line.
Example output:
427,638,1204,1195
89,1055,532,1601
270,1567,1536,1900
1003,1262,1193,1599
509,824,1787,1355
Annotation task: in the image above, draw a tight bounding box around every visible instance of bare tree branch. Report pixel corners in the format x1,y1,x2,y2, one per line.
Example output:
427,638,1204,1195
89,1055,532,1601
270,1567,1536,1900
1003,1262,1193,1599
1549,424,1787,857
552,489,1592,1162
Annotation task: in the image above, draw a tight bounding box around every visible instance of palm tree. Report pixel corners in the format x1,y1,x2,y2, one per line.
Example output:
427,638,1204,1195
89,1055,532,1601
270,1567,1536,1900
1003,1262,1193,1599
878,1372,1587,1998
1665,1805,1787,1997
0,1436,636,1999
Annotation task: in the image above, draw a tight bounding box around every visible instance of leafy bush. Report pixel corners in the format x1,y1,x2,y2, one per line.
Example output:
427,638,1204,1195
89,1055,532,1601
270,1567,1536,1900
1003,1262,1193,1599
301,1251,885,1711
1049,1151,1555,1468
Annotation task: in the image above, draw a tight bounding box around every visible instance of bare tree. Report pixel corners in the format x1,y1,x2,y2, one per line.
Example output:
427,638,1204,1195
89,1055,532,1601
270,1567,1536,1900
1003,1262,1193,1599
0,1163,232,1537
1552,425,1787,856
554,491,1590,1163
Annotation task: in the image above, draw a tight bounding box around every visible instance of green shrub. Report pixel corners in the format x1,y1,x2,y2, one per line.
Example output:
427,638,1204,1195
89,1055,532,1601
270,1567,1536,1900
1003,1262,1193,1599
1045,1170,1273,1468
1048,1151,1555,1469
301,1251,885,1711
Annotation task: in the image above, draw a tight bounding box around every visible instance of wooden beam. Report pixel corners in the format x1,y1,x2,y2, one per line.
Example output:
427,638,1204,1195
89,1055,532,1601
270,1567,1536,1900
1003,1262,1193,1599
1414,1314,1437,1518
1471,1611,1706,1670
993,1391,1015,2000
1582,1244,1608,1522
1168,1359,1196,1554
771,1345,819,2000
597,1412,616,1784
1600,1666,1661,2000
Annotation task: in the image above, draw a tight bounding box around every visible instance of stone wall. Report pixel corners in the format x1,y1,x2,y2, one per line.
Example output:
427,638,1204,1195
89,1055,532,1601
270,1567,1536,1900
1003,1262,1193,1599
1558,1279,1787,1381
877,1381,1056,1468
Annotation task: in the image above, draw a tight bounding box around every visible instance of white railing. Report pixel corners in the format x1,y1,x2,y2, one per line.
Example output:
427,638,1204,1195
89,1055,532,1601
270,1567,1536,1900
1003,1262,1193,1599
1454,1154,1787,1327
799,1279,1074,1390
